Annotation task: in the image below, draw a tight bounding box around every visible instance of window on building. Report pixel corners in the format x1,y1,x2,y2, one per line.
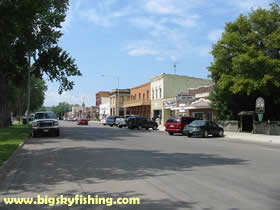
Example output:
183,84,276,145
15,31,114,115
156,89,158,99
159,88,162,99
152,90,154,99
143,93,145,100
139,93,141,100
147,90,149,100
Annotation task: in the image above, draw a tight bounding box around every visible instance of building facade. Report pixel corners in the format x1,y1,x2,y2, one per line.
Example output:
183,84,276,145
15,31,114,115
110,89,130,116
123,82,151,119
150,74,213,125
96,91,110,107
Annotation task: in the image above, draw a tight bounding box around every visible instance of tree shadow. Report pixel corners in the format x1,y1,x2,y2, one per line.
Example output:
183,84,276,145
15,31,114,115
0,146,248,195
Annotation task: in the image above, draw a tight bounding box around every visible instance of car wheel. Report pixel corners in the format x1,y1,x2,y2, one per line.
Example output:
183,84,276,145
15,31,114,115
32,130,37,138
110,125,113,127
168,132,174,135
203,130,208,138
145,128,149,130
187,134,192,137
218,130,224,137
119,125,122,128
138,125,142,130
152,125,157,130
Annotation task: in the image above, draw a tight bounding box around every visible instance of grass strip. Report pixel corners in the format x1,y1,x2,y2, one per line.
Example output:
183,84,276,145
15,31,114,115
0,124,31,167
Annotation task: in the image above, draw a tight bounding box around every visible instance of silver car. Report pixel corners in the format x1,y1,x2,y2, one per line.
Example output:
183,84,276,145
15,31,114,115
32,112,59,137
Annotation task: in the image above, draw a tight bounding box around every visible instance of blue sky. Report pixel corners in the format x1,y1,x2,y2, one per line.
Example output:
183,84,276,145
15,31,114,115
44,0,274,107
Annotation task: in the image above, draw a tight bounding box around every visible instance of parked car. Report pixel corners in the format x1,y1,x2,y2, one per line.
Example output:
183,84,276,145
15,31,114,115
106,116,120,127
183,120,224,137
117,115,135,128
100,118,106,125
127,116,158,130
165,116,195,135
32,111,59,137
77,117,88,125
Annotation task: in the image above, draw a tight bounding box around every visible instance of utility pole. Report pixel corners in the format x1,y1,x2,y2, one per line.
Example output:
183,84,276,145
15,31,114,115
100,75,120,116
26,52,31,128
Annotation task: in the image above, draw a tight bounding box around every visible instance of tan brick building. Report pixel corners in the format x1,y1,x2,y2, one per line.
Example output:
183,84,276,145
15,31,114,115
123,82,151,119
110,89,130,116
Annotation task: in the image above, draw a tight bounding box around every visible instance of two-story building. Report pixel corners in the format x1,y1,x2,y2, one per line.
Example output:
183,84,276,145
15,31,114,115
123,82,151,119
150,74,213,125
110,89,130,116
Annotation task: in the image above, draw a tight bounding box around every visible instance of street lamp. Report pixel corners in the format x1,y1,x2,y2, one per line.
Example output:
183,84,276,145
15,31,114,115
100,75,120,116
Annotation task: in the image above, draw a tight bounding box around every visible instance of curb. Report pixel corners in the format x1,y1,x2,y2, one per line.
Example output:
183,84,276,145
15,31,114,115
0,135,31,181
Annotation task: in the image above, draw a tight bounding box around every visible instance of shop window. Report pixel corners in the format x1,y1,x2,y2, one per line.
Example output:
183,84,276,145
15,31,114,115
193,112,203,120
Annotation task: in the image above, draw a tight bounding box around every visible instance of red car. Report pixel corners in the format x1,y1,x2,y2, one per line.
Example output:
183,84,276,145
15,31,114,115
165,116,195,135
77,117,88,125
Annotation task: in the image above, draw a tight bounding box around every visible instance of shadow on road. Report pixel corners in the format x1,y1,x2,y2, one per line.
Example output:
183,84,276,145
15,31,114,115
0,146,247,195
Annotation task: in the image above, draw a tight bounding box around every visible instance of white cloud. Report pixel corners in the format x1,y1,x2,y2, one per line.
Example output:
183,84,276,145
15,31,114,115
144,0,182,15
44,89,91,107
208,29,224,42
80,9,113,27
232,0,273,11
61,4,73,32
126,41,159,56
169,15,200,28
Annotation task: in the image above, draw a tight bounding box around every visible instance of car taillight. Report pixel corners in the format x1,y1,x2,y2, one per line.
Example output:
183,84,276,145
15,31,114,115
197,126,200,128
184,125,188,128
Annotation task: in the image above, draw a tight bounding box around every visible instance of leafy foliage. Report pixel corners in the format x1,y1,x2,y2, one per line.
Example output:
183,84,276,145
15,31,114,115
208,3,280,120
0,0,81,127
52,102,72,118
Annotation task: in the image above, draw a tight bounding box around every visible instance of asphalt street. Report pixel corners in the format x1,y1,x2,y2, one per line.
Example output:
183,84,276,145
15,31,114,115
0,121,280,210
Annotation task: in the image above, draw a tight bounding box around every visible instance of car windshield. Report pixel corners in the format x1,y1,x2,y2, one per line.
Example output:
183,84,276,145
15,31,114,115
79,118,87,120
167,118,180,123
189,120,206,126
34,112,56,119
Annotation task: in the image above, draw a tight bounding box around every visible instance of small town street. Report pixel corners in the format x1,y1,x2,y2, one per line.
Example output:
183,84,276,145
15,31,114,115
1,121,280,209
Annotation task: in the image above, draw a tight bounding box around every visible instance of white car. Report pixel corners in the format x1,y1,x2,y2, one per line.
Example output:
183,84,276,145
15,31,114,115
101,119,106,125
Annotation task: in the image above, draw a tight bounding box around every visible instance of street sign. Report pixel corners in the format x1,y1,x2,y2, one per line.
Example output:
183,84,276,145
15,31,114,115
256,97,265,114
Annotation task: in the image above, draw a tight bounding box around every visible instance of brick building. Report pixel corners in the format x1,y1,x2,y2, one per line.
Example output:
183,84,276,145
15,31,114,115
96,91,110,107
123,82,151,119
110,89,130,116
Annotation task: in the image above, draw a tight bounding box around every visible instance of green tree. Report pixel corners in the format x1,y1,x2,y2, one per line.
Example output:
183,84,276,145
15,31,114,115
208,3,280,120
8,76,47,116
52,102,71,119
0,0,81,127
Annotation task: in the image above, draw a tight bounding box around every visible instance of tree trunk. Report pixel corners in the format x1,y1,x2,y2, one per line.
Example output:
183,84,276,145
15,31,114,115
0,73,10,128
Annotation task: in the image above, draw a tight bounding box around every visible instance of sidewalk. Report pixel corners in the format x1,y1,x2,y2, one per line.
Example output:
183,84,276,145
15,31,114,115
158,125,280,144
224,131,280,144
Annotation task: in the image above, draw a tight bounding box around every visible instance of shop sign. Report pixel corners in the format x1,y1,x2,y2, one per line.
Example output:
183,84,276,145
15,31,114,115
176,94,195,102
179,109,185,113
256,97,265,114
163,100,176,107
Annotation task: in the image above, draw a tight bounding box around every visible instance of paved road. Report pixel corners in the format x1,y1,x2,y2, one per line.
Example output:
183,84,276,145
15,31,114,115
1,121,280,210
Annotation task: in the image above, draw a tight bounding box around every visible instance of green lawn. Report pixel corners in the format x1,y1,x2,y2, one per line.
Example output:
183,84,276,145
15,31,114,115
0,124,31,167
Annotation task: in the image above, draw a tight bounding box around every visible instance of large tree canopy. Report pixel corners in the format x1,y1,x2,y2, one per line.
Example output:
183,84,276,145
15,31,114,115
208,3,280,120
0,0,81,127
